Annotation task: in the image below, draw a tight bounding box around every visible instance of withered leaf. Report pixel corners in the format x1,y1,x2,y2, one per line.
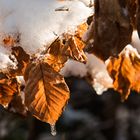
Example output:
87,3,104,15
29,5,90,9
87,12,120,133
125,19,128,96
2,35,19,48
66,24,87,62
45,38,69,72
67,35,87,62
24,62,36,82
45,24,87,72
59,33,87,63
91,0,133,60
0,72,20,107
3,35,16,47
75,23,88,39
107,46,140,101
10,46,30,76
24,61,70,124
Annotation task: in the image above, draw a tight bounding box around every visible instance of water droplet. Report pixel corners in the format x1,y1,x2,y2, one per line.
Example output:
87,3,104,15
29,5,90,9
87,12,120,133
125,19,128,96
50,124,57,136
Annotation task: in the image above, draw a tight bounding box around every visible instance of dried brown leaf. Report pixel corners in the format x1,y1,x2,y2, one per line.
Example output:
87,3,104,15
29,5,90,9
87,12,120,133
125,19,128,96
24,61,70,124
45,38,69,72
0,72,20,107
61,34,87,63
2,35,19,48
75,23,88,39
91,0,133,60
45,24,87,72
107,46,140,101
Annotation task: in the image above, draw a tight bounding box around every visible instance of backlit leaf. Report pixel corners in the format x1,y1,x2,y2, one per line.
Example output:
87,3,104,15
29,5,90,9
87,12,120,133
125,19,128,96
107,45,140,101
0,72,20,107
45,38,69,72
45,23,87,72
24,61,70,124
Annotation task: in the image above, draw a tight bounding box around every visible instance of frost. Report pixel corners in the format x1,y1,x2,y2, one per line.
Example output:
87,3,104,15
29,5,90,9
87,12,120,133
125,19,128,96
0,0,93,55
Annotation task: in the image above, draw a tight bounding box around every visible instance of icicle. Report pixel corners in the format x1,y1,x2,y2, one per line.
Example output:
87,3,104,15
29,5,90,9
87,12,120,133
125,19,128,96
50,124,57,136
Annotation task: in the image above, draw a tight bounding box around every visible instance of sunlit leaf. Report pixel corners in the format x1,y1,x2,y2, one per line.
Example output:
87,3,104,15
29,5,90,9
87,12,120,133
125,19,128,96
0,72,20,107
107,45,140,101
24,61,70,124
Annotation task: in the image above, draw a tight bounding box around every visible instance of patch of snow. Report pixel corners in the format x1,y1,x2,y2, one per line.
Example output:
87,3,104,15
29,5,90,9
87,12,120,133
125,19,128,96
0,46,16,69
121,44,140,58
86,53,113,95
61,53,113,95
0,0,93,55
60,59,87,77
16,76,25,85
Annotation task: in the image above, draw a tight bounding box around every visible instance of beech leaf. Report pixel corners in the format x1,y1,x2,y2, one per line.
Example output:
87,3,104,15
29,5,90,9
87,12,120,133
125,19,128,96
24,61,70,124
45,24,87,72
107,45,140,101
45,38,69,72
67,35,87,62
0,72,20,107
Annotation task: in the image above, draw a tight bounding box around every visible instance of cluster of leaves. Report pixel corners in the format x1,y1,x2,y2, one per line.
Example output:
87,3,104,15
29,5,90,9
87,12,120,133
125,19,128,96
0,23,88,125
87,0,140,101
1,0,140,128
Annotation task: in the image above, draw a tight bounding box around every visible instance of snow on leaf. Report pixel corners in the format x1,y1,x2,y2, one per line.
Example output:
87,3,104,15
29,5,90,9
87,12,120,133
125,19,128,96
24,61,70,124
107,45,140,101
45,23,88,72
86,53,113,95
0,0,93,55
0,72,20,107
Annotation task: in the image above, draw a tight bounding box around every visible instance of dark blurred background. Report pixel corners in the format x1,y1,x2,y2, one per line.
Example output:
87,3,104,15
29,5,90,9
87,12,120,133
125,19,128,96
0,77,140,140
